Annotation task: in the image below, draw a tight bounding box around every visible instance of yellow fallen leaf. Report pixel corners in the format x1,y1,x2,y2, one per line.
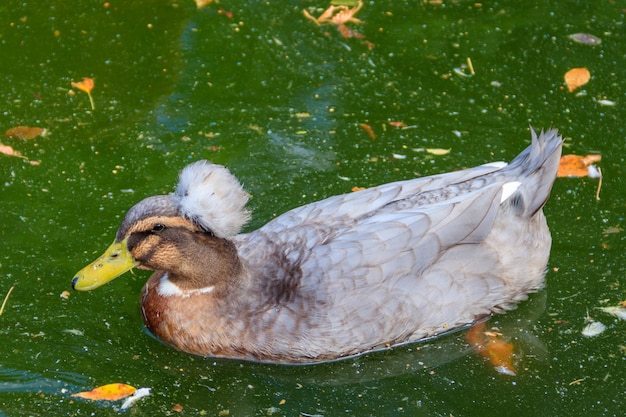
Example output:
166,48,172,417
194,0,213,8
426,148,451,156
72,383,136,401
564,68,590,93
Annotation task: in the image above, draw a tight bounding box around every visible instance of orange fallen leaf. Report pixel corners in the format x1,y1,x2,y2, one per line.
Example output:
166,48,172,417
388,121,407,128
466,322,516,375
4,126,47,140
71,77,94,94
351,186,366,192
71,77,95,110
72,383,136,401
359,123,376,140
557,154,602,177
564,68,590,93
172,404,184,412
218,8,234,19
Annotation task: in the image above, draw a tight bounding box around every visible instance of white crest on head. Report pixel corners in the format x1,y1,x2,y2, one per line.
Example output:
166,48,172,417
174,160,250,237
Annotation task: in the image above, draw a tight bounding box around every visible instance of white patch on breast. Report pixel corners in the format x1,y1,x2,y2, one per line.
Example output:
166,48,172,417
500,181,521,203
156,273,215,298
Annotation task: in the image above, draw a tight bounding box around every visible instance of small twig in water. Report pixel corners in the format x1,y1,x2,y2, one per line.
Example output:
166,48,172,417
595,167,602,201
0,286,15,316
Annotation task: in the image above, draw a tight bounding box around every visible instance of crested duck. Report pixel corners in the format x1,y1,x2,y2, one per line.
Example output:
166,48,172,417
72,128,562,363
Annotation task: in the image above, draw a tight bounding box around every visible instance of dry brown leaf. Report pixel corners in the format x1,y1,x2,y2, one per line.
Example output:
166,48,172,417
303,1,364,39
564,68,590,93
4,126,47,140
557,154,601,177
303,1,363,25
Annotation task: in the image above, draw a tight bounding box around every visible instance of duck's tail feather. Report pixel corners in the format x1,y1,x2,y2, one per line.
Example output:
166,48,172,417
502,128,563,217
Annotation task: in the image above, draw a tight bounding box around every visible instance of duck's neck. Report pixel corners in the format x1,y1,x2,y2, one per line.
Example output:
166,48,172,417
163,235,246,295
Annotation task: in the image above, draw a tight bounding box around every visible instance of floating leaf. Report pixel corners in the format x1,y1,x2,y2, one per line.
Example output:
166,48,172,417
0,144,24,159
581,321,605,337
557,154,601,178
4,126,47,140
303,1,364,39
466,322,516,376
426,148,451,156
564,68,590,93
568,33,602,46
71,77,95,110
194,0,213,8
72,383,136,401
388,121,407,128
218,8,234,19
598,306,626,321
359,123,376,140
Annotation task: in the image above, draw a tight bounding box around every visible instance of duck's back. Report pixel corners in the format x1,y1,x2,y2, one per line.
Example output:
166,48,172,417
235,129,562,361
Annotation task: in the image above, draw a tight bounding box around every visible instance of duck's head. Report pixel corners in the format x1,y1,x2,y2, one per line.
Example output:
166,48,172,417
72,161,250,291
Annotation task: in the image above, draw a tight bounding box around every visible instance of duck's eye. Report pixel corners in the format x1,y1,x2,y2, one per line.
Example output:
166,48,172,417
151,224,166,232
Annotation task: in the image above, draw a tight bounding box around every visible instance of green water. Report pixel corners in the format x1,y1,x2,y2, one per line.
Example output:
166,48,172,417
1,1,624,416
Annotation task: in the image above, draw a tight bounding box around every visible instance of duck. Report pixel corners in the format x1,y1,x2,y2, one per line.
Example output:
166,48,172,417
72,128,562,363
